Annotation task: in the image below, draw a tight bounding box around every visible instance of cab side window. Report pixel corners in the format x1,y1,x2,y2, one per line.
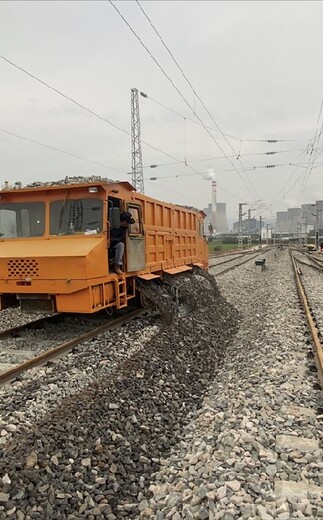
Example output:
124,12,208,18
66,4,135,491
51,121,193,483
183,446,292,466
128,206,143,235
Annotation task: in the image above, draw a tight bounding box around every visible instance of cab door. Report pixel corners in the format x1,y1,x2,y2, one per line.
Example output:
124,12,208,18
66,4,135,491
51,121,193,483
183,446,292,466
126,203,146,272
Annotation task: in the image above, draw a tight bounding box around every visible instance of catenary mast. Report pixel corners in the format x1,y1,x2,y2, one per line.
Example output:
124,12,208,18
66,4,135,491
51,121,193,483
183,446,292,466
131,88,144,193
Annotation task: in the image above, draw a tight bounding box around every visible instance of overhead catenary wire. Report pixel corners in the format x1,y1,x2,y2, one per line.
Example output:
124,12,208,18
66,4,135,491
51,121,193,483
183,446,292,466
109,0,259,200
1,53,252,195
0,56,239,196
270,148,312,206
0,129,127,175
143,147,313,169
297,97,323,201
147,178,242,204
143,93,311,144
0,55,184,165
1,54,304,210
135,0,309,183
0,54,252,197
2,43,313,215
1,127,244,208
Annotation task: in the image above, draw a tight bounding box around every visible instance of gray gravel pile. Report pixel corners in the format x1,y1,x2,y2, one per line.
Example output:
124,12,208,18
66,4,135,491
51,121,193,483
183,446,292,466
24,175,116,188
0,315,157,447
138,249,322,519
0,315,112,366
0,270,238,519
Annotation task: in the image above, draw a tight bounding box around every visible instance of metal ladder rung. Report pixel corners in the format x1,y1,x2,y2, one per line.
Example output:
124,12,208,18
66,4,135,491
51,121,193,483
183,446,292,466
116,277,127,308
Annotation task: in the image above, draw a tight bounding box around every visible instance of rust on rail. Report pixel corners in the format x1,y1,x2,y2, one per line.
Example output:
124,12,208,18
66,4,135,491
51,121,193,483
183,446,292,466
290,252,323,388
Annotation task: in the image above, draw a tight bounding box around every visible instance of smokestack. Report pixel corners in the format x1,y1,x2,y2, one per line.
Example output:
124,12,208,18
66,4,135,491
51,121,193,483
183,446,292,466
211,180,217,232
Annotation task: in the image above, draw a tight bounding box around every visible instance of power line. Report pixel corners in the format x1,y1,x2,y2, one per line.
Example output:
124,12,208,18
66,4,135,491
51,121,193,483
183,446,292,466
1,127,246,206
147,162,299,181
135,1,302,200
297,97,323,201
147,178,242,204
0,55,183,164
109,0,259,200
0,128,126,174
145,180,207,207
0,55,226,189
270,148,311,206
143,93,310,144
143,147,311,169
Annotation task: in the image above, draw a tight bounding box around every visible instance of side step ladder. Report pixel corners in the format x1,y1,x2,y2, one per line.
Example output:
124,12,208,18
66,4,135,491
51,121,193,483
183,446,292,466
116,276,127,308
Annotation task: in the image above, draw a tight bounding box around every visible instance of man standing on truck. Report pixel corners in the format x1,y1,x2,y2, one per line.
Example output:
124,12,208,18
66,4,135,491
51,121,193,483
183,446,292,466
110,211,135,275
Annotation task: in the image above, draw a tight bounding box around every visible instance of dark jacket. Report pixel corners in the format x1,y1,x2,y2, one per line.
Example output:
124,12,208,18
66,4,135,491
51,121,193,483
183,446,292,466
110,226,127,245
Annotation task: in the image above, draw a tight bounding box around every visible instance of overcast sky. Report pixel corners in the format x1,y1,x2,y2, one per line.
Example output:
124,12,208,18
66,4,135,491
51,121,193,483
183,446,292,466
1,0,323,222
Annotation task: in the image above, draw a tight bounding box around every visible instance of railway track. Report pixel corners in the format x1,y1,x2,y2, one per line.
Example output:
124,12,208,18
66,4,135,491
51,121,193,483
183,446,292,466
208,248,260,260
209,252,253,267
209,249,248,258
291,249,323,273
290,250,323,387
209,250,267,276
0,308,147,386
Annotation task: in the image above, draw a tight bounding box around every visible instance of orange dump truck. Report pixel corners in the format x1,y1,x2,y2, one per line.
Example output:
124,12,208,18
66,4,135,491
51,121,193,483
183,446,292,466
0,181,208,313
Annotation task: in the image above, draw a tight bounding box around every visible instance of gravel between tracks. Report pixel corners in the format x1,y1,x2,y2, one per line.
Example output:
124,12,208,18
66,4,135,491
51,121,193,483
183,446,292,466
0,270,239,519
138,248,322,519
0,316,158,443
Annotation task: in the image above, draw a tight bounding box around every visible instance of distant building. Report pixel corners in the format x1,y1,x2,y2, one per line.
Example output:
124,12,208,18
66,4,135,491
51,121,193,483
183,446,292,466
233,217,259,233
203,202,229,235
276,207,301,233
276,202,323,240
301,204,316,226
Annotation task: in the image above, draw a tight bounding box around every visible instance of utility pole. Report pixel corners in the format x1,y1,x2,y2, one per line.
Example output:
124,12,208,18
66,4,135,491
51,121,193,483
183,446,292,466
266,223,269,245
315,206,322,250
303,217,308,247
238,203,247,250
211,181,217,235
131,88,144,193
247,208,252,249
259,216,262,247
297,223,301,245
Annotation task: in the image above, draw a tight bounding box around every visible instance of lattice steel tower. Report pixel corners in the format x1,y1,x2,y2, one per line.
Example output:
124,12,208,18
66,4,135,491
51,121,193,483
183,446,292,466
131,88,144,193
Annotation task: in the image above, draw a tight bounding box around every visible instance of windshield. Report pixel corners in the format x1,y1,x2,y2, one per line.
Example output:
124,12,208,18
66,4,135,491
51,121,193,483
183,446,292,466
50,199,103,235
0,202,45,238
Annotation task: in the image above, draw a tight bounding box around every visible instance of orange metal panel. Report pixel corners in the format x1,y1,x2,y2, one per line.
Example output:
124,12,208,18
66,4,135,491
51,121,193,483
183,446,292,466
163,265,192,275
137,273,160,280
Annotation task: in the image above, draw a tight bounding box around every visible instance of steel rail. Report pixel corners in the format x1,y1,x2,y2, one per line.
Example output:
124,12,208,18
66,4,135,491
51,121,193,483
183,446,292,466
209,249,259,258
290,252,323,388
292,254,323,274
209,253,254,267
0,308,148,386
210,251,266,276
305,253,323,269
291,248,323,273
0,313,62,340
